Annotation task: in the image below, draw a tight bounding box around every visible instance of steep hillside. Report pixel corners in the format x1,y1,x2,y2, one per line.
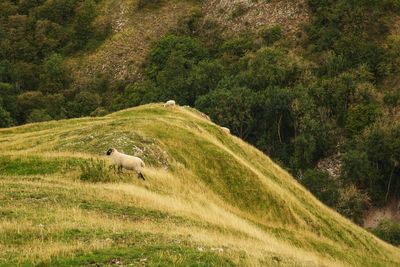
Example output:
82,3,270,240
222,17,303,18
203,0,309,35
0,104,399,266
67,0,198,85
68,0,308,86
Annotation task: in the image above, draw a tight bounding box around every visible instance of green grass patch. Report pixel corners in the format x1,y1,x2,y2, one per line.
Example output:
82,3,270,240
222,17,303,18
46,245,235,267
79,159,116,183
0,156,80,176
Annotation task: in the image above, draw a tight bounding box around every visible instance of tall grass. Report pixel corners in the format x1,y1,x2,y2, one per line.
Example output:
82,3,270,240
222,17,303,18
79,159,115,183
0,104,399,266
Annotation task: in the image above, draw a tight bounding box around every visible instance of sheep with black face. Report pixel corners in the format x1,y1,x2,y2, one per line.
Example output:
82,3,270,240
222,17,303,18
106,148,145,180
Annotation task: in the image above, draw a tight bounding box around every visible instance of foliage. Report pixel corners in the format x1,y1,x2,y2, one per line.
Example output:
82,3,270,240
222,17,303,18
79,159,115,183
342,122,400,205
231,3,249,19
259,25,282,45
26,109,52,123
144,35,209,105
370,220,400,246
0,0,108,125
0,104,12,127
345,104,381,137
306,0,399,76
300,169,339,207
335,185,370,225
39,53,69,93
195,86,255,138
136,0,164,10
69,91,102,117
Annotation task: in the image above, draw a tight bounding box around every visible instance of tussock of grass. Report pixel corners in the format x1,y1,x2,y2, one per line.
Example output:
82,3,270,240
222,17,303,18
0,103,399,266
78,158,115,183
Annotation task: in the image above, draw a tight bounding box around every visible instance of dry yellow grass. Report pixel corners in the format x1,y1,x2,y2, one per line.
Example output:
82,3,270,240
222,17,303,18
1,104,399,266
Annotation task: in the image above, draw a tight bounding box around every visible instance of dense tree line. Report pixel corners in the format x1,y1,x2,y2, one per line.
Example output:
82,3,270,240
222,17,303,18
0,0,110,126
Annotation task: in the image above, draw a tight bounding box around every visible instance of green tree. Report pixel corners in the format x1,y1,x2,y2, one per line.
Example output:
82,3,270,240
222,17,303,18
16,91,45,123
39,53,68,93
336,185,370,225
371,220,400,246
0,103,13,127
11,61,38,91
72,0,96,48
188,59,224,102
237,47,305,91
196,86,255,138
26,109,52,123
345,103,381,137
1,15,37,62
146,35,208,105
342,150,377,189
259,25,282,45
69,90,101,117
35,20,65,57
45,93,66,119
300,169,339,207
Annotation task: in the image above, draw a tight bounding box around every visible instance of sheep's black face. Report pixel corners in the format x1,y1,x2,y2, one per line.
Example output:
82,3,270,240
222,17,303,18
106,148,113,155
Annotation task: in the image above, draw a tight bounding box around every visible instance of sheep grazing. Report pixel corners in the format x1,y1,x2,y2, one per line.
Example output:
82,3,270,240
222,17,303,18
221,127,230,134
106,148,145,180
163,100,176,107
199,112,211,121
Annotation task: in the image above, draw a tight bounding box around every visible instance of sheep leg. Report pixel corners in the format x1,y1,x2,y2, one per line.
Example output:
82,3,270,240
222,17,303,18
138,172,145,181
117,165,123,174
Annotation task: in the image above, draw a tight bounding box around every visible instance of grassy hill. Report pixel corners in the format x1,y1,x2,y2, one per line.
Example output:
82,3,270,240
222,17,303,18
0,104,399,266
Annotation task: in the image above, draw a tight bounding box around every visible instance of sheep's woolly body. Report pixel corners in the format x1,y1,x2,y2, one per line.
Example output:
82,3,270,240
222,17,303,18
164,100,176,107
221,127,230,134
107,148,145,179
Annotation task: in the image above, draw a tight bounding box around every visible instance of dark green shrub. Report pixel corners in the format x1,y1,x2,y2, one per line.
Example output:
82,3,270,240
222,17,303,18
69,90,101,117
79,159,115,183
231,4,249,19
26,109,52,123
370,220,400,246
0,104,12,127
336,185,370,225
345,104,381,137
136,0,164,10
259,25,282,45
300,169,339,207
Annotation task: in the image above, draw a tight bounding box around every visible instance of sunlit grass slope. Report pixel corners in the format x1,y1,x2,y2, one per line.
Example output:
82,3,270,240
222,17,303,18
1,104,399,266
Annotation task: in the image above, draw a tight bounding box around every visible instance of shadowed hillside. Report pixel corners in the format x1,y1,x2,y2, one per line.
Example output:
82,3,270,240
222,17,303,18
0,104,399,266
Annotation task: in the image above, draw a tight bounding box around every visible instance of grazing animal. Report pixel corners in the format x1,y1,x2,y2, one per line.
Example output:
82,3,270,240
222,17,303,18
199,112,210,121
221,127,230,134
106,148,145,180
163,100,176,107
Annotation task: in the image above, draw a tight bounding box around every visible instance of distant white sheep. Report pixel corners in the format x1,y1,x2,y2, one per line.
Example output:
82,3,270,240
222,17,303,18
106,148,145,180
199,112,211,121
163,100,176,107
221,127,230,134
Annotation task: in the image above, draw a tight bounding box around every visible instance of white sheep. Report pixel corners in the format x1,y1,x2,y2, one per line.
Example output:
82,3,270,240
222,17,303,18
221,127,230,134
163,100,176,107
199,112,211,121
106,148,145,180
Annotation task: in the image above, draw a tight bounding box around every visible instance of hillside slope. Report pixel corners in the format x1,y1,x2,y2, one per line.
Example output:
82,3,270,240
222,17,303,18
0,104,399,266
68,0,308,86
67,0,198,85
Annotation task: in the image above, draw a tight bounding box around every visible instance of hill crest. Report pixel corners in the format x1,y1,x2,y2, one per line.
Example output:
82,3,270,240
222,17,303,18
1,104,399,266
